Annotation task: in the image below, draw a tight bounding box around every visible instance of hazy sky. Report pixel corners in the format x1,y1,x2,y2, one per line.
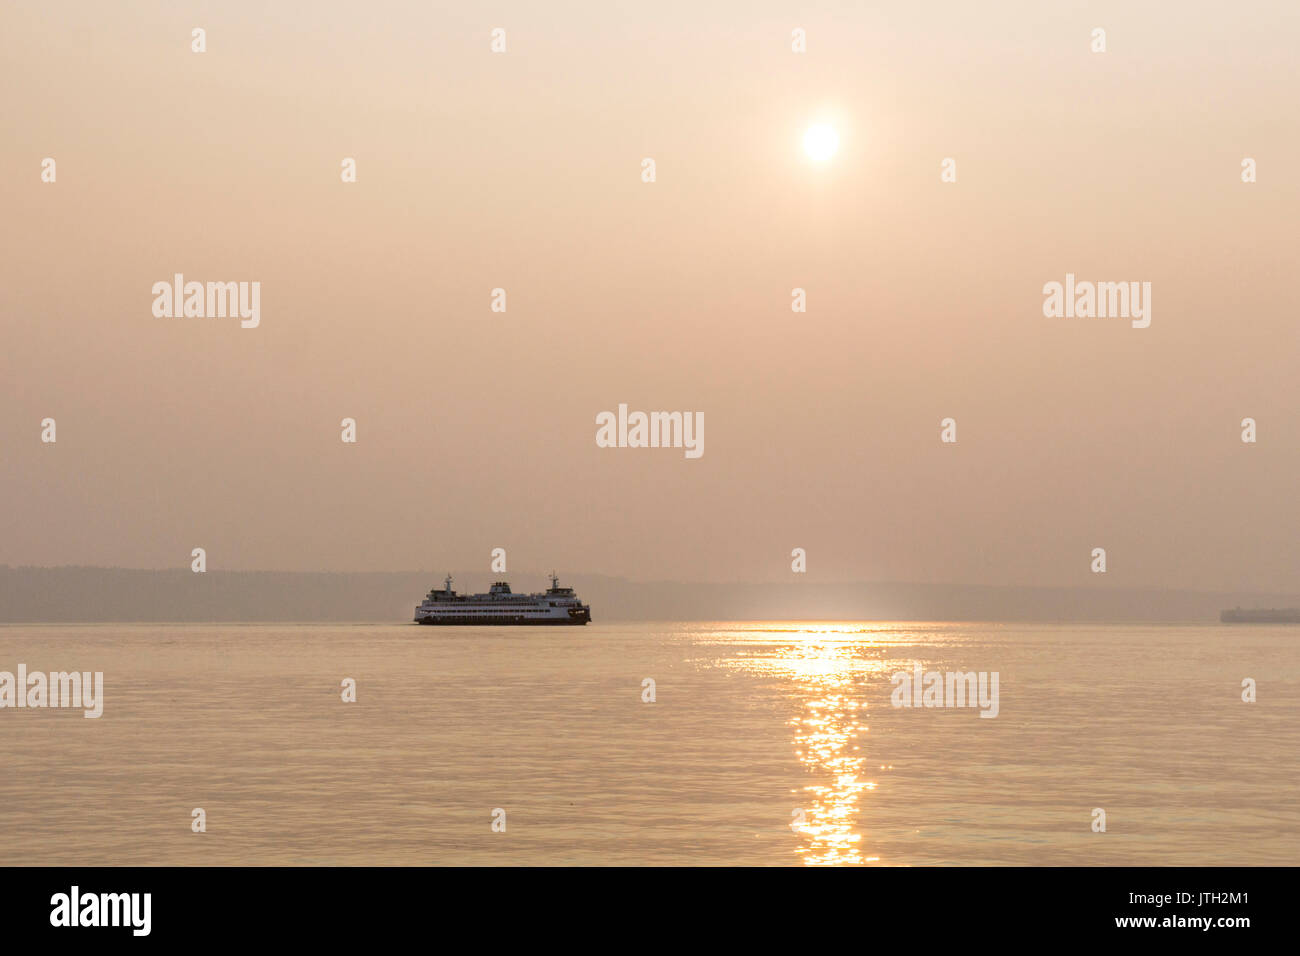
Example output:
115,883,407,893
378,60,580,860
2,1,1298,590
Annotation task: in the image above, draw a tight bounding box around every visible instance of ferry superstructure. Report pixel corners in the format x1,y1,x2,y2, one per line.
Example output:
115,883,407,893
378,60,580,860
414,573,592,625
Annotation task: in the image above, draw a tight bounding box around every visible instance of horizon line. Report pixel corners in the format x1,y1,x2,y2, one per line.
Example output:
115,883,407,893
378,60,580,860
2,564,1296,598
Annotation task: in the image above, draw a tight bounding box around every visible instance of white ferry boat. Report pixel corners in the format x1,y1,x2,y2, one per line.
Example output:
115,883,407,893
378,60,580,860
414,573,592,625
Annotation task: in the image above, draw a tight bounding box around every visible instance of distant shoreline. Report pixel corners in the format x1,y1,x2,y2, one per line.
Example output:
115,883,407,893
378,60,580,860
3,566,1298,624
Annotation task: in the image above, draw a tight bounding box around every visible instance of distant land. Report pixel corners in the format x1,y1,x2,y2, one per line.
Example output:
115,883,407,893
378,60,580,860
1,566,1296,623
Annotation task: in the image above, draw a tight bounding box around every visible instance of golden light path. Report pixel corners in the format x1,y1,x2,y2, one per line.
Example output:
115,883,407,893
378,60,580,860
718,623,914,865
784,628,875,864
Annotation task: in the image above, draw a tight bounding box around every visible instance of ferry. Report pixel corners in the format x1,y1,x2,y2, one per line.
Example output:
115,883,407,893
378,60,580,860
414,573,592,625
1220,607,1300,624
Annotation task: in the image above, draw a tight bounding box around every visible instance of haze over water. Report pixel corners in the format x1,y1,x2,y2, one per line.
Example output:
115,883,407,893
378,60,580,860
4,2,1300,595
2,621,1294,866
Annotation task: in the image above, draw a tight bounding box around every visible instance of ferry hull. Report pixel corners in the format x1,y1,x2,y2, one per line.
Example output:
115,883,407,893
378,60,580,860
416,613,591,626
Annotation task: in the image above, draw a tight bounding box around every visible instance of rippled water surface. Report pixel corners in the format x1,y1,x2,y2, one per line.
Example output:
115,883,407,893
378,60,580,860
1,622,1296,865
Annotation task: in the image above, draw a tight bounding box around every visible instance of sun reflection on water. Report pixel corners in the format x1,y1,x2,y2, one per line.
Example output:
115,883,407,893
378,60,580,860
710,622,920,865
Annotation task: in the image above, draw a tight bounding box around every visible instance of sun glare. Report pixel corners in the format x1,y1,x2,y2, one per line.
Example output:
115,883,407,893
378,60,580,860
804,124,839,162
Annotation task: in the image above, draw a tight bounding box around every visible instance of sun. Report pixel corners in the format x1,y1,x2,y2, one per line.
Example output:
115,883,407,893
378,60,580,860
803,124,839,162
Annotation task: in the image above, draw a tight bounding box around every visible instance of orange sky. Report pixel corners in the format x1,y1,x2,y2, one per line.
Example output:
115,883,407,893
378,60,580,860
2,1,1298,590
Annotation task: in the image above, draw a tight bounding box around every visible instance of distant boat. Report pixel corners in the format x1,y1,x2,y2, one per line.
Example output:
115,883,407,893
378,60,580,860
1220,607,1300,624
414,573,592,625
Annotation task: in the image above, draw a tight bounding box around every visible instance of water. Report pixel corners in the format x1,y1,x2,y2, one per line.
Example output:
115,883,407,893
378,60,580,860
1,622,1296,865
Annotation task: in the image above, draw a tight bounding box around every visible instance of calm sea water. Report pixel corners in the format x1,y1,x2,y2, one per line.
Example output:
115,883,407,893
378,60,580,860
0,622,1296,866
